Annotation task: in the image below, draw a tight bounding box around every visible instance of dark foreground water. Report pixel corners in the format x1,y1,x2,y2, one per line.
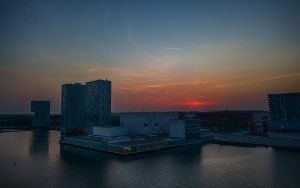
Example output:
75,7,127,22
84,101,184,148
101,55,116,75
0,131,300,188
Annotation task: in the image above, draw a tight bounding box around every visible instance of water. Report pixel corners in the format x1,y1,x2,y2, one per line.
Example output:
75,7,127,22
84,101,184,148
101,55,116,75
0,131,300,188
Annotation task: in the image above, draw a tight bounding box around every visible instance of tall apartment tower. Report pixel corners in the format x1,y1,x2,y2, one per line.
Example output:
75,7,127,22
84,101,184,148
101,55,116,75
61,79,111,135
31,101,50,128
61,83,85,134
268,92,300,130
85,79,111,134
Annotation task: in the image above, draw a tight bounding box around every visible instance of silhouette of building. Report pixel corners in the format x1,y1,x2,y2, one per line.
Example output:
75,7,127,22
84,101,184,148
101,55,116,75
119,112,178,135
170,119,202,139
61,79,111,134
85,79,111,134
61,83,85,134
31,101,50,128
191,110,267,130
268,92,300,130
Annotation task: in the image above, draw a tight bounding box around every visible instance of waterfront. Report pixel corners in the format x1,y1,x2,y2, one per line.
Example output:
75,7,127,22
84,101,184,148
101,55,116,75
1,131,300,188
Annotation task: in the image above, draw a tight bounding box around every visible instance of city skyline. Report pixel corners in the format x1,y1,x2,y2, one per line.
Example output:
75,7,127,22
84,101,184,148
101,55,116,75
1,0,300,113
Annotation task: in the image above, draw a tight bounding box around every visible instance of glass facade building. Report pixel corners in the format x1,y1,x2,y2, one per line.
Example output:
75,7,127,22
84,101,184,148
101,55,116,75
61,80,111,134
268,93,300,130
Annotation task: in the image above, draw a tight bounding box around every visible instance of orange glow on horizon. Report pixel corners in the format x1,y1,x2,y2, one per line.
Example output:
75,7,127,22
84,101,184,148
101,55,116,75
182,99,212,109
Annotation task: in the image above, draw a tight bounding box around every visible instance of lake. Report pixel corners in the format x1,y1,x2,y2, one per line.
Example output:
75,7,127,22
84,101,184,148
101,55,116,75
0,130,300,188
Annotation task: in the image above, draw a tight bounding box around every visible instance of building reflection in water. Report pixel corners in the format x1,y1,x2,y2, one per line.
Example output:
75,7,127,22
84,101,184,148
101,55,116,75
29,130,49,155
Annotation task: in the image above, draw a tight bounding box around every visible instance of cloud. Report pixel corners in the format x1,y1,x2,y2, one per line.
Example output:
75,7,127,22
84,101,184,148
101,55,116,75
160,46,184,50
194,71,300,92
125,17,168,65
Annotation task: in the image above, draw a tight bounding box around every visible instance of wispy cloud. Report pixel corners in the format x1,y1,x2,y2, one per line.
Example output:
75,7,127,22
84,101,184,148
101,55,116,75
160,46,184,50
200,71,300,91
125,18,162,62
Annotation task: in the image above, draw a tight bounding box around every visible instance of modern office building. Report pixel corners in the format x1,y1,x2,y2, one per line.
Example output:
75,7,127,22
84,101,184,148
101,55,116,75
61,79,111,134
31,101,50,128
61,83,85,134
85,79,111,134
268,92,300,130
170,119,202,139
119,112,179,135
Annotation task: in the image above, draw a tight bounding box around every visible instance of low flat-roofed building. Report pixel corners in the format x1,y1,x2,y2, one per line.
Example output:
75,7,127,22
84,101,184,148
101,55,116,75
170,119,202,140
119,112,179,135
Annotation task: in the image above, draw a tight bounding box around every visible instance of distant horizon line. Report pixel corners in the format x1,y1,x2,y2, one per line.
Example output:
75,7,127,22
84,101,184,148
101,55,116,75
0,109,268,115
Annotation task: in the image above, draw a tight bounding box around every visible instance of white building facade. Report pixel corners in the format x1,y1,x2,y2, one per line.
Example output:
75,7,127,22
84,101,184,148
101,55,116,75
93,126,128,137
119,112,179,135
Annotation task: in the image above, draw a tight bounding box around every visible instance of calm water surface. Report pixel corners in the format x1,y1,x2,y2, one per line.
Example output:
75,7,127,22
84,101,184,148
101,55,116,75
0,130,300,188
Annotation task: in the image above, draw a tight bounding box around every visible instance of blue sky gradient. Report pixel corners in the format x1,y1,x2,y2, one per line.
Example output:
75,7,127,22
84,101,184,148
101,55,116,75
1,0,299,113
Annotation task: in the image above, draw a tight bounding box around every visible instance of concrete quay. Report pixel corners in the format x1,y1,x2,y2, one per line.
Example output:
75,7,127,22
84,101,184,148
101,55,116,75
215,132,300,149
60,135,214,156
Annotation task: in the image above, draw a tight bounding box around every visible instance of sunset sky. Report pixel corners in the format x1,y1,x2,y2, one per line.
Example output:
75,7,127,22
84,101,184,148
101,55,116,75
1,0,299,113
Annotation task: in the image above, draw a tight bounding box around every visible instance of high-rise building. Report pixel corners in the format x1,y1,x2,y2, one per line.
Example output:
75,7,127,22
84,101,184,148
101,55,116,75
268,92,300,130
85,79,111,134
31,101,50,128
61,79,111,134
61,83,85,134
